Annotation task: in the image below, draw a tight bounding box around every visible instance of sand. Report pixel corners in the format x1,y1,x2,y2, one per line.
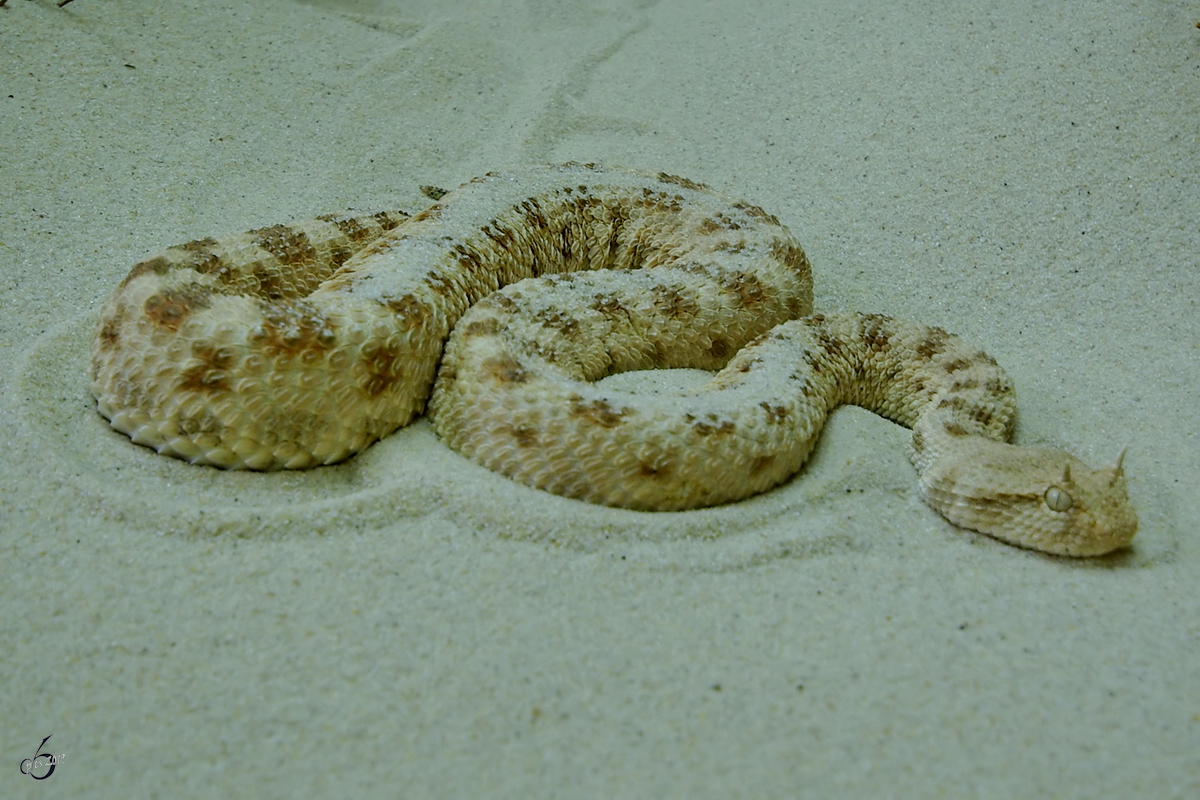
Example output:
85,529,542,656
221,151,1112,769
2,0,1197,796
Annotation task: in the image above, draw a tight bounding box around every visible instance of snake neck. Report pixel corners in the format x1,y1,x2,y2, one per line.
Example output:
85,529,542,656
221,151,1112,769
910,409,1136,556
771,314,1135,556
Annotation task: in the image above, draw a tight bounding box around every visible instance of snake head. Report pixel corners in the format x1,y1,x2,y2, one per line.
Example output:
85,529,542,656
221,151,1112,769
1025,449,1137,556
919,440,1139,557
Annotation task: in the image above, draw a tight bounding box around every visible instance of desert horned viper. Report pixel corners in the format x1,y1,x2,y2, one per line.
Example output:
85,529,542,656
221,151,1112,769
91,163,1137,555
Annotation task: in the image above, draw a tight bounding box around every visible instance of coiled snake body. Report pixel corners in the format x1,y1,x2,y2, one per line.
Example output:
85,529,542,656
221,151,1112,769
91,164,1136,555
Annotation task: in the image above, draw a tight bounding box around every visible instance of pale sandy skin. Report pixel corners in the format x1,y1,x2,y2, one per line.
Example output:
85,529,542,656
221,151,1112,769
90,163,1136,556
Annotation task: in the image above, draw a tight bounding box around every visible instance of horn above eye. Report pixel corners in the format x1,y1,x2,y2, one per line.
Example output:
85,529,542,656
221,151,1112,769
1110,448,1128,485
1044,486,1073,512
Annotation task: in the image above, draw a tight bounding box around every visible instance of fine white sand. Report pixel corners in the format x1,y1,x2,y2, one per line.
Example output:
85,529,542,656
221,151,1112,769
2,0,1197,796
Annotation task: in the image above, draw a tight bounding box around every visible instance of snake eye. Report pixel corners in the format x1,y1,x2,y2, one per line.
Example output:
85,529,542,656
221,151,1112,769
1044,486,1073,512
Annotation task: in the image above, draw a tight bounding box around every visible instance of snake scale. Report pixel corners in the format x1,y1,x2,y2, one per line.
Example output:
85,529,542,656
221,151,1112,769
91,163,1137,555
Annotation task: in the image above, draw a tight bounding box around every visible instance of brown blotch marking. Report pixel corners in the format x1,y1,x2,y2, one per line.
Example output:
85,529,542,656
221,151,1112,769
708,338,730,360
121,256,174,287
318,215,371,242
720,271,767,308
861,314,892,351
938,396,967,413
461,316,501,337
409,204,443,223
124,243,224,283
636,187,684,214
732,201,781,226
943,421,969,437
424,270,458,298
656,172,708,191
916,328,951,359
760,402,790,424
252,224,317,267
689,414,736,437
502,423,539,447
527,339,563,366
535,308,580,335
801,350,824,374
485,293,520,314
144,287,211,331
179,236,219,251
454,243,485,275
969,405,994,426
96,306,126,350
256,303,337,358
481,220,518,253
179,344,234,393
788,365,814,386
984,377,1010,396
942,357,971,373
169,242,226,277
329,243,354,269
749,454,776,476
769,239,811,277
972,351,1000,367
374,211,408,231
652,285,699,320
817,331,845,358
382,294,430,330
482,355,531,384
599,200,633,258
519,198,550,232
950,378,979,392
564,191,600,215
698,213,741,233
590,293,628,318
557,225,576,264
421,185,449,201
570,397,627,428
911,428,926,453
360,340,405,396
248,266,295,301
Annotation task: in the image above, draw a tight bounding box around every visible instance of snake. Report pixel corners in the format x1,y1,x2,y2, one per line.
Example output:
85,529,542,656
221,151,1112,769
90,163,1137,556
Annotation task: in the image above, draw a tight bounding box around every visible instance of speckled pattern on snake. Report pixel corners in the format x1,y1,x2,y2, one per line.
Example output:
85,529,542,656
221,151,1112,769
90,163,1137,556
